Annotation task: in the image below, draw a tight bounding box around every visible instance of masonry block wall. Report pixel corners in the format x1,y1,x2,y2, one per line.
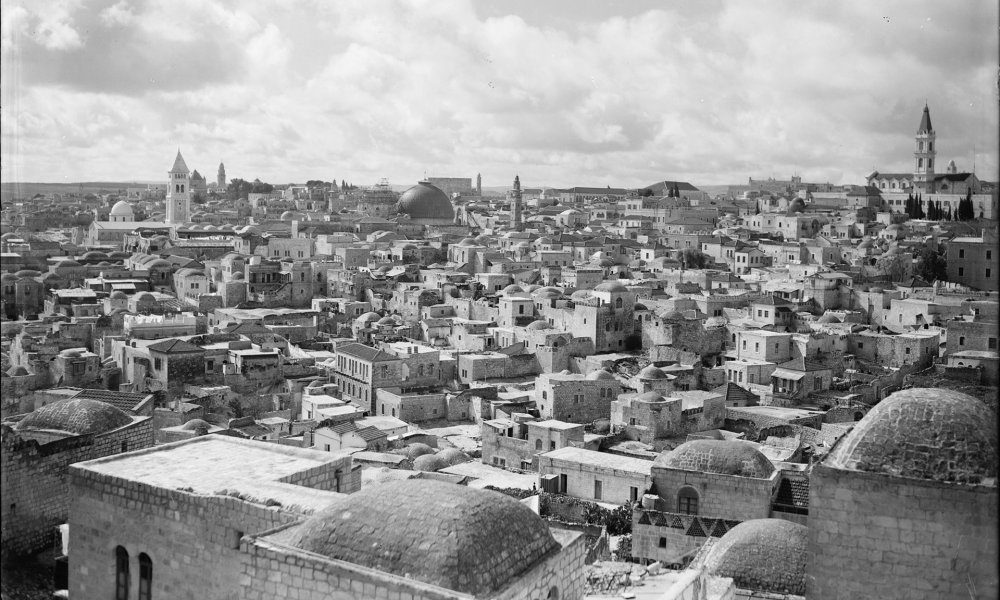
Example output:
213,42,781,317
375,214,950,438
0,418,153,558
807,464,999,600
632,508,739,564
67,467,315,600
239,527,586,600
650,469,776,522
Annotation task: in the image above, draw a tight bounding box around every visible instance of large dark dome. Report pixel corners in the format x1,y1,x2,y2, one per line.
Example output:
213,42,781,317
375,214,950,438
395,181,454,221
15,398,132,435
824,388,996,483
287,479,560,596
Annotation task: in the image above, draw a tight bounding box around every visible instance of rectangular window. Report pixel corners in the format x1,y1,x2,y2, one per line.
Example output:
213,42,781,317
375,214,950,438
989,338,998,350
659,537,667,548
959,249,965,259
630,487,639,502
958,267,964,276
594,480,603,500
154,358,162,371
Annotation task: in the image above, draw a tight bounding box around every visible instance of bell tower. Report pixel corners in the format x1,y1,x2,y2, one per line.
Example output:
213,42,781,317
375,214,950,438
510,175,523,231
217,162,226,189
165,149,191,224
914,104,936,193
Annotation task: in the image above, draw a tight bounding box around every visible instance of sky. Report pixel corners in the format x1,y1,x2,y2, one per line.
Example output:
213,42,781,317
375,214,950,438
1,0,998,189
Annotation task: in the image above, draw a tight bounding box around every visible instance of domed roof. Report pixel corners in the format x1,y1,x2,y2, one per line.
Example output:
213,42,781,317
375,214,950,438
436,447,471,466
110,291,128,300
703,519,808,595
110,200,134,216
535,236,553,245
356,311,381,324
55,259,80,268
413,453,449,472
586,369,615,381
401,243,418,251
824,388,997,483
526,320,552,330
570,290,593,300
594,280,627,293
458,237,478,246
181,418,212,431
396,182,454,221
145,258,171,269
280,211,302,221
636,391,666,403
654,440,775,479
502,283,524,294
638,364,668,379
661,310,685,321
403,442,435,460
81,250,108,259
7,365,30,377
135,292,156,302
286,480,560,596
377,315,398,325
15,269,41,278
817,313,841,324
15,398,132,435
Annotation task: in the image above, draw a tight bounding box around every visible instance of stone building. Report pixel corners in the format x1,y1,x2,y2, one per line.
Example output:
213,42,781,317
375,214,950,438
946,228,999,291
331,342,402,413
245,480,587,600
631,440,780,565
481,418,584,471
807,388,998,599
700,518,808,597
67,436,360,600
610,390,726,445
534,369,621,424
537,446,652,505
1,398,153,557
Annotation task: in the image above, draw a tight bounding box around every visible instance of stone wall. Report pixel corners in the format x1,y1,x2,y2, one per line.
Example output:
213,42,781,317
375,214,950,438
632,508,741,565
807,464,999,600
649,469,776,522
239,525,586,600
67,467,310,600
1,417,153,558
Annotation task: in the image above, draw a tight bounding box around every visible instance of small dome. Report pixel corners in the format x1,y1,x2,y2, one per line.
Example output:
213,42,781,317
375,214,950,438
638,365,668,380
356,311,381,324
661,310,685,321
636,391,666,403
570,290,593,300
7,366,30,377
56,259,81,267
586,369,615,381
594,280,627,293
377,315,398,325
824,388,997,483
654,440,775,479
280,211,302,221
15,269,41,278
135,292,156,302
395,182,454,221
526,320,552,330
436,447,471,466
286,480,560,596
110,200,134,216
502,284,524,294
634,302,648,311
15,398,132,435
403,443,435,460
535,236,553,246
413,453,449,472
458,237,478,246
703,519,808,595
181,418,211,431
817,313,841,324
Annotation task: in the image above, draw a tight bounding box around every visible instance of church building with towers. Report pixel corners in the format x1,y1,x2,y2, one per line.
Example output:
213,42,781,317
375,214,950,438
165,150,191,225
866,104,983,196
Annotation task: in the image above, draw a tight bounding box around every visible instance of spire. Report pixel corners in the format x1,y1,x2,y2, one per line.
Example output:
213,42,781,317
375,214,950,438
917,104,933,134
171,149,190,173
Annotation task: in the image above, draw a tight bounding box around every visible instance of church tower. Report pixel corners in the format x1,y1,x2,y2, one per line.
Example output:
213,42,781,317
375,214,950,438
510,175,523,231
914,104,936,193
165,150,191,224
217,162,226,189
476,173,482,196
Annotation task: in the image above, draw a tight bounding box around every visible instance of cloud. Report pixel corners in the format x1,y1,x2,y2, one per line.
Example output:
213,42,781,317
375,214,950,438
1,0,997,187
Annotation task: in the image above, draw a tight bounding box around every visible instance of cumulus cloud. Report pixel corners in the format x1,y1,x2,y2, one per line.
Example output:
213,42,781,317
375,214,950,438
1,0,997,187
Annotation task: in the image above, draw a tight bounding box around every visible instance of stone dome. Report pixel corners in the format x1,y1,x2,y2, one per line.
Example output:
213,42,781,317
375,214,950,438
15,398,132,435
135,292,156,302
661,310,686,321
413,453,449,472
636,391,666,403
181,418,212,431
824,388,997,483
356,311,381,325
395,182,454,221
502,283,524,295
15,270,41,278
703,519,808,595
654,440,775,479
436,447,471,466
110,200,134,216
586,369,615,380
280,211,302,221
56,259,81,268
817,313,841,324
458,237,478,246
594,280,627,293
403,442,435,460
638,365,668,380
81,251,108,260
287,480,560,597
526,320,552,330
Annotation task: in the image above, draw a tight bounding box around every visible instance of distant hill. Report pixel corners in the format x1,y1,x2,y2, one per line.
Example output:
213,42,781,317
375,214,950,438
0,181,160,203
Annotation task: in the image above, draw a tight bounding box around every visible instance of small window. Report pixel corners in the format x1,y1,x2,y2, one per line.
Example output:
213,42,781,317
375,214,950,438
959,337,965,346
115,546,130,600
138,553,152,600
959,249,965,259
677,487,699,515
989,338,998,350
658,537,667,548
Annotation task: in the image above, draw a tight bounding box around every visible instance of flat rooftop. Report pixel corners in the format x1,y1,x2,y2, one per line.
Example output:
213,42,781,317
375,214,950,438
78,435,350,499
541,446,653,474
730,405,825,419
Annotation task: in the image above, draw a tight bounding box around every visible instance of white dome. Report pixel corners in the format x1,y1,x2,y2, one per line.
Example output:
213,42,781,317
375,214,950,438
110,200,134,216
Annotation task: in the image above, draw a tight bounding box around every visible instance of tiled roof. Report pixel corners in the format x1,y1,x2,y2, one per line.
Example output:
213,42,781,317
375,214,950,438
336,342,396,362
776,357,829,372
72,389,152,413
355,426,388,442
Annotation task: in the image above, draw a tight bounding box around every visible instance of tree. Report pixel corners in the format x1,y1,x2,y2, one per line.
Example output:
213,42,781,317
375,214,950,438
191,192,206,205
914,194,925,219
915,245,947,282
905,193,914,217
639,188,654,197
681,248,711,269
672,182,680,198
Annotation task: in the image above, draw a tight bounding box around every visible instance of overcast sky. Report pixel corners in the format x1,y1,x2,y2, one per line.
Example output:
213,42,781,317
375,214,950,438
2,0,997,189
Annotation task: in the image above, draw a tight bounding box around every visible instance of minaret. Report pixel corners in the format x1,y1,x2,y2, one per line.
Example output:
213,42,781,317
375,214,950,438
217,162,226,189
510,175,523,231
914,104,936,193
476,173,482,196
165,150,191,224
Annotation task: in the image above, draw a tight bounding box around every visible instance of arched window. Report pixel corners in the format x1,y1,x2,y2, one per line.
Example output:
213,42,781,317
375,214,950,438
115,546,129,600
547,586,560,599
138,553,152,600
615,297,623,309
677,487,699,515
535,439,543,451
